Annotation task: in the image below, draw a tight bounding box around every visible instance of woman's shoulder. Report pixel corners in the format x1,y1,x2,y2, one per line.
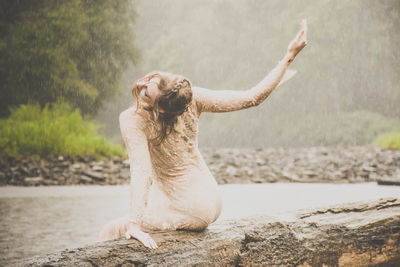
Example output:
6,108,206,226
188,86,204,117
191,86,205,101
119,106,148,131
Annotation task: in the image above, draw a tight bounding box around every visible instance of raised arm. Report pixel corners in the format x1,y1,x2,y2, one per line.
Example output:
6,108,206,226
193,57,295,113
194,19,308,114
119,108,158,249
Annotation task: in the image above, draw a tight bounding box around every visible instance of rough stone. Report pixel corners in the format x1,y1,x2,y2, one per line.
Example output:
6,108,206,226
82,170,105,181
92,165,103,172
1,146,400,186
24,176,44,183
71,163,81,169
79,175,93,184
377,178,400,186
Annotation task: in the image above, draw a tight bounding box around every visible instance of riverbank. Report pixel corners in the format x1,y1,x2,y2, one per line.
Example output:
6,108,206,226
1,146,399,186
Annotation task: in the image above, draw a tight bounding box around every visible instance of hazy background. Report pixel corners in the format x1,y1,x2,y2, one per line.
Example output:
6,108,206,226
95,0,400,148
0,2,399,264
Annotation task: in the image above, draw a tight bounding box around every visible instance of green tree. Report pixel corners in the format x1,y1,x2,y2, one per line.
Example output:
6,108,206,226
0,0,139,116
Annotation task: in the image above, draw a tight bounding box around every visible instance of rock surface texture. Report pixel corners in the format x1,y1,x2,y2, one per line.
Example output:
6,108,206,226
18,198,400,266
1,146,399,186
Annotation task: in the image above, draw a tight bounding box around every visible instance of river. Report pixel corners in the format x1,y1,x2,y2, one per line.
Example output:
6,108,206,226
1,182,399,265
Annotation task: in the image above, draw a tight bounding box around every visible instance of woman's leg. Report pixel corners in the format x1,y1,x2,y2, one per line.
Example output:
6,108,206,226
98,216,130,241
175,214,209,232
98,216,157,241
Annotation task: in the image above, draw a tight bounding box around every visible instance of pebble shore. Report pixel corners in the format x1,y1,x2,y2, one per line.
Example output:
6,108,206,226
1,146,399,186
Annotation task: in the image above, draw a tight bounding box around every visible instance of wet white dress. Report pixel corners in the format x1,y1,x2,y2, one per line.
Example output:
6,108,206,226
101,60,295,239
118,92,224,232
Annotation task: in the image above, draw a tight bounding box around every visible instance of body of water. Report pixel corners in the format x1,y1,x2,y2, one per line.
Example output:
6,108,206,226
1,182,399,265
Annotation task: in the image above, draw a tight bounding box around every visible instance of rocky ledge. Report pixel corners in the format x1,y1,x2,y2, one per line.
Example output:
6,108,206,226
17,198,400,266
1,146,399,186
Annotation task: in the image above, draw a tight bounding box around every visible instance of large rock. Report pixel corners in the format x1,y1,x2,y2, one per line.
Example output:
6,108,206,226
18,198,400,266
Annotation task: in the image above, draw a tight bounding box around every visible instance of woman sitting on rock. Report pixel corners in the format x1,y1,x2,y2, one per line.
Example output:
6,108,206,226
99,20,308,249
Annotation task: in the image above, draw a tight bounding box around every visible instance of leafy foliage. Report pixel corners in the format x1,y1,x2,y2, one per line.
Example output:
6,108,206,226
374,132,400,150
0,0,139,116
0,101,125,159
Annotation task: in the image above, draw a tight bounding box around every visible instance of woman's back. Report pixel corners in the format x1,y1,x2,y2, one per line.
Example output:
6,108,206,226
119,95,222,231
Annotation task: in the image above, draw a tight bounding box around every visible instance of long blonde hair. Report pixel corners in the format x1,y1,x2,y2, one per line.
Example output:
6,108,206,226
132,71,193,145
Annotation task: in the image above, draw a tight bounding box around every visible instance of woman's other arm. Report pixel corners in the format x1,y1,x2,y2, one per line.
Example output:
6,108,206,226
194,19,307,114
119,108,158,249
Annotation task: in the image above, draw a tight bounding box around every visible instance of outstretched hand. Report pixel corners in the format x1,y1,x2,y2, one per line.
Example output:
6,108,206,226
287,19,308,60
125,223,158,249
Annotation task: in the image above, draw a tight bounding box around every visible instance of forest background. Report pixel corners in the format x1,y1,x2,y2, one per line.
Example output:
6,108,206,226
1,0,399,157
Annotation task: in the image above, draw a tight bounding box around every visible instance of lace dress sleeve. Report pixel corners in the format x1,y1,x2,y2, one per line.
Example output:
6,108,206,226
119,108,153,224
193,62,296,114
